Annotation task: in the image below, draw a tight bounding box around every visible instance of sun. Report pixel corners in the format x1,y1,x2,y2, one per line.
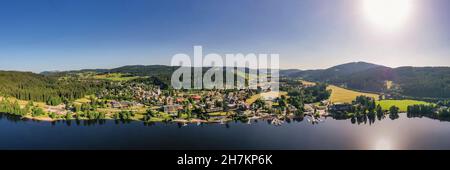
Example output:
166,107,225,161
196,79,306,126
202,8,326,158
362,0,414,32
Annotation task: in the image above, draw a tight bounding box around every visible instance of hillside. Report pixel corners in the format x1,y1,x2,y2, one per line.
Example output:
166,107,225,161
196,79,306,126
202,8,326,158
41,65,178,87
0,71,103,103
393,67,450,98
45,65,258,88
281,62,450,98
327,85,379,103
282,62,382,81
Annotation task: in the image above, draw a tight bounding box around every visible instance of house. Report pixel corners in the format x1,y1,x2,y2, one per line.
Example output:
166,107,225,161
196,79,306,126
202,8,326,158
165,96,174,105
175,98,185,103
238,102,250,110
439,106,449,112
227,103,237,109
321,100,330,106
110,101,122,108
191,95,202,101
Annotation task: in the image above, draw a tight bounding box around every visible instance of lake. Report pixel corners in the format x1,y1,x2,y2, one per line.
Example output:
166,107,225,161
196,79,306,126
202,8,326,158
1,113,450,150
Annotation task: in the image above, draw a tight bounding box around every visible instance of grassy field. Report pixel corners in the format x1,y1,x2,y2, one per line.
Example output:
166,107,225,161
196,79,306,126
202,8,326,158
0,96,47,109
377,100,431,112
245,94,261,105
327,85,379,103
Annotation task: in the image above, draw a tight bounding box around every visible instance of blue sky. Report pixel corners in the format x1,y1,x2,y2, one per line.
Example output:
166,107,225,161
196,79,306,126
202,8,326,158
0,0,449,72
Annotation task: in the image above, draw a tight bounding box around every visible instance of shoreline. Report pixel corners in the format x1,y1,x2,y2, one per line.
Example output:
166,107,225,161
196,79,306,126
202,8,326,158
5,112,307,124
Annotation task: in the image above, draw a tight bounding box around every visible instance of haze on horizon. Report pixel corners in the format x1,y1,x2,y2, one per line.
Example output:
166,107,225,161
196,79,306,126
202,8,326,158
0,0,449,72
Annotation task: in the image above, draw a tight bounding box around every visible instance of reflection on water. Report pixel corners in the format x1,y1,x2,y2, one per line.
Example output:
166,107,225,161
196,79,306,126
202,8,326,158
374,138,393,150
0,113,450,150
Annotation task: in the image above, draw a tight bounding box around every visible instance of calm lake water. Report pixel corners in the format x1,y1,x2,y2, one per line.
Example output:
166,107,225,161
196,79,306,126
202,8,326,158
1,113,450,150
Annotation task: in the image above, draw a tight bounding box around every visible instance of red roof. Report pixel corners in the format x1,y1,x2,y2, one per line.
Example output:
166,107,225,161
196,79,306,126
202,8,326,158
191,95,201,100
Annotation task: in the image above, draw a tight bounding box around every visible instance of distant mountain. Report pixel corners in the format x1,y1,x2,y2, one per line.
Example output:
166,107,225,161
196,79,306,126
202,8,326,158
323,66,393,95
279,69,305,77
40,69,111,76
324,61,382,74
281,62,383,80
109,65,178,84
109,65,177,76
281,62,384,80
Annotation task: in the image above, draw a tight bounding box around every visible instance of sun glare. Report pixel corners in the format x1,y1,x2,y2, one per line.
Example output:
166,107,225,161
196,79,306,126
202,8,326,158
374,138,393,150
362,0,414,32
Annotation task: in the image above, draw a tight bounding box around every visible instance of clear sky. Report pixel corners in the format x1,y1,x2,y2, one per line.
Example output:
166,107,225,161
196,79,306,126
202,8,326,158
0,0,449,72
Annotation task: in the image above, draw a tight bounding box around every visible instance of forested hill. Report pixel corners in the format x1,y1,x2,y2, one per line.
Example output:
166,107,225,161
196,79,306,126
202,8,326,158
393,67,450,98
280,62,450,99
41,65,254,87
281,62,385,80
40,65,179,88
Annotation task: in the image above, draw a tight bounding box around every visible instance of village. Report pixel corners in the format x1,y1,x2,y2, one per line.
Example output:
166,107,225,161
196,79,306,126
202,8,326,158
19,79,332,126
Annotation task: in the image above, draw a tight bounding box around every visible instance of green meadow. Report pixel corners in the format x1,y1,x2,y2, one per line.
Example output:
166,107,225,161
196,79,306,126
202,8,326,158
93,73,140,81
376,100,431,112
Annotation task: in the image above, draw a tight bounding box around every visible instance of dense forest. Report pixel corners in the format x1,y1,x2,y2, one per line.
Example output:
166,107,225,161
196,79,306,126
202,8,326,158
42,65,178,86
0,71,105,105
